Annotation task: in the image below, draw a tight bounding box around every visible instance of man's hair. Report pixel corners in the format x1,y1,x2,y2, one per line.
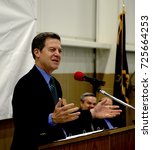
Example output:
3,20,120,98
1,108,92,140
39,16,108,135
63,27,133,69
31,32,61,59
80,92,95,101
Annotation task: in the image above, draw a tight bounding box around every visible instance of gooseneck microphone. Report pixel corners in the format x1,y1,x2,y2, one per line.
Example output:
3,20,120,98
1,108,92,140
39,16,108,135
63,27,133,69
99,89,135,110
74,71,105,86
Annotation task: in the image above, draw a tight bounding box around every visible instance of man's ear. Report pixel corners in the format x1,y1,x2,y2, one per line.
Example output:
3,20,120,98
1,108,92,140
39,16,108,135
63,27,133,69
80,100,84,107
33,48,40,58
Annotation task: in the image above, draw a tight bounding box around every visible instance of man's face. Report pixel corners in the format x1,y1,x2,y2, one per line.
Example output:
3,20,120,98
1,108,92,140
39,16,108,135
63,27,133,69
34,38,62,74
80,96,97,110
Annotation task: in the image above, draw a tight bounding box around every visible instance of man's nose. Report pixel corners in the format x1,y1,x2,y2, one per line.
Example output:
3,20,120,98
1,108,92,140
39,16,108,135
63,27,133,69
90,105,95,109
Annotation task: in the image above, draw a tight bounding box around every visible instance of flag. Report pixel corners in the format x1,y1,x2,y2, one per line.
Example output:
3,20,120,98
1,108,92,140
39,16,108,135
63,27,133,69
113,9,129,127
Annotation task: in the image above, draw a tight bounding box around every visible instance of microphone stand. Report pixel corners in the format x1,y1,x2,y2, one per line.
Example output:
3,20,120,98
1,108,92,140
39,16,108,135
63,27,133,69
98,89,135,110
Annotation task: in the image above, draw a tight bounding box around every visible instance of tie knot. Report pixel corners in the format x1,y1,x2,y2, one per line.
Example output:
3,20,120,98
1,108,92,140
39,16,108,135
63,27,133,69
49,77,54,84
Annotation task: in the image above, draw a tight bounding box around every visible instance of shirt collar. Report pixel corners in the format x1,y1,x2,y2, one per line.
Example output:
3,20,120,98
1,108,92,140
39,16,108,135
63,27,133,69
35,65,51,85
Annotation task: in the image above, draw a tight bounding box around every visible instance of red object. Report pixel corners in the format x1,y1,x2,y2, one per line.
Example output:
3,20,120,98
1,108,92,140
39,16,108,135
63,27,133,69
74,71,85,81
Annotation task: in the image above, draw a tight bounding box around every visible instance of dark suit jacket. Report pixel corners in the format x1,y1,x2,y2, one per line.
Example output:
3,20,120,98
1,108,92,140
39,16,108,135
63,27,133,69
11,66,65,150
63,109,93,136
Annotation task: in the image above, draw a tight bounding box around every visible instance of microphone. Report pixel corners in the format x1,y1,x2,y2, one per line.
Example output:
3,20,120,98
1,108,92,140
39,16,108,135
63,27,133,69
99,89,135,110
74,71,105,86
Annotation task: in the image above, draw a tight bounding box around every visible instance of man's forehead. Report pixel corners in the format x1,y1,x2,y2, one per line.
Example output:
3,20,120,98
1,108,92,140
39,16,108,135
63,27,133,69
85,97,96,102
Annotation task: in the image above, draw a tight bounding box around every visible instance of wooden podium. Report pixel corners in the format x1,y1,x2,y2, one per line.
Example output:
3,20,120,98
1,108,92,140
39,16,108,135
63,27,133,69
38,125,135,150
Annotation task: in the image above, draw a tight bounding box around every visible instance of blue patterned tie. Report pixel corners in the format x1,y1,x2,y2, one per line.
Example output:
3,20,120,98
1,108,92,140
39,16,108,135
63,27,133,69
49,77,58,104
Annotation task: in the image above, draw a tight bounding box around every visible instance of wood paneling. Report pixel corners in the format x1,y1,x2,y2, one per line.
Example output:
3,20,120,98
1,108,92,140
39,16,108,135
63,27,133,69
39,126,135,150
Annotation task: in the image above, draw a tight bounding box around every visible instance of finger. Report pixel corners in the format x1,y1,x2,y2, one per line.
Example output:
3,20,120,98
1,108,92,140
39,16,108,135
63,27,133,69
61,103,75,111
106,114,117,118
55,98,63,108
67,112,80,118
110,110,122,116
105,109,122,118
64,112,81,122
99,99,107,105
110,105,120,109
106,112,120,118
65,115,79,122
64,107,80,115
112,109,122,113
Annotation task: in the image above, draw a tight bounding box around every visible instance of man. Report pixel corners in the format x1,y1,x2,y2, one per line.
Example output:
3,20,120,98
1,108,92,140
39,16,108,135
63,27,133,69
80,93,115,131
11,32,121,150
80,92,97,110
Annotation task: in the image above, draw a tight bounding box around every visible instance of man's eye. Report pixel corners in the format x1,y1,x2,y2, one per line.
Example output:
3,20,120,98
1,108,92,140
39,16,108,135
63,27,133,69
58,48,62,53
48,48,62,53
49,48,56,52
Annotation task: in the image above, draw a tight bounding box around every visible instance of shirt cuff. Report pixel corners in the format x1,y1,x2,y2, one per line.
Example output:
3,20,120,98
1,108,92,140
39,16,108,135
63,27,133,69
48,113,56,126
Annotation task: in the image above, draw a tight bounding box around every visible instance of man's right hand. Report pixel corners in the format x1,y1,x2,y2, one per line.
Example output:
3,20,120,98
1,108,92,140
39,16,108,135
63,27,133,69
52,98,80,124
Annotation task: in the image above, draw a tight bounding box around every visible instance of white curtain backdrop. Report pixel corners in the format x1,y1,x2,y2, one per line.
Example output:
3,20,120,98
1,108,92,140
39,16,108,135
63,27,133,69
0,0,37,120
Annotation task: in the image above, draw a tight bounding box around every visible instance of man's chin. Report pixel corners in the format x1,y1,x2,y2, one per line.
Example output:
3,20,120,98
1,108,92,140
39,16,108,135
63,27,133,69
52,65,59,70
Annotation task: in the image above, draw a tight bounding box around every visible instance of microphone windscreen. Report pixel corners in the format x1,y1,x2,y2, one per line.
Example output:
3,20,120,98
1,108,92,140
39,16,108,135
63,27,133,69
74,71,84,81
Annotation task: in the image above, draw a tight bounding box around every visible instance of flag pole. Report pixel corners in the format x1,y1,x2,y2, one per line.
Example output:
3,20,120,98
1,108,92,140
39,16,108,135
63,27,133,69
122,0,125,13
